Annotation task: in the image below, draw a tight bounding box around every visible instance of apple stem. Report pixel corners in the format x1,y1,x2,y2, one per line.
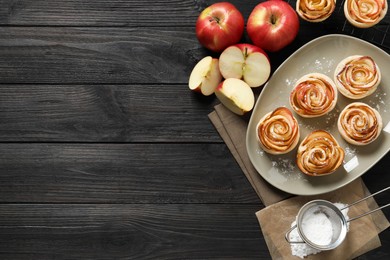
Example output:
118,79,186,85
244,47,248,58
210,16,220,23
270,14,277,25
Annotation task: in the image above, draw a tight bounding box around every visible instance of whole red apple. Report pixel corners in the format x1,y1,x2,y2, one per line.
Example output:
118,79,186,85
196,2,244,53
247,0,299,52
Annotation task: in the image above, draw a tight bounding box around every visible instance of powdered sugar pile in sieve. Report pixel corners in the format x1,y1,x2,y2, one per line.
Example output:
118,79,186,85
289,202,350,258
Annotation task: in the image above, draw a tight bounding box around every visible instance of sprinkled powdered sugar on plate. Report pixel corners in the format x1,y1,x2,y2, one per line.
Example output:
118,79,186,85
256,148,306,181
368,89,388,114
296,106,340,132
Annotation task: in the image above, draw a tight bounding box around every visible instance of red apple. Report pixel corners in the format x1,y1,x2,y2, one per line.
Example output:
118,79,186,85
196,2,245,53
219,43,271,88
247,0,299,52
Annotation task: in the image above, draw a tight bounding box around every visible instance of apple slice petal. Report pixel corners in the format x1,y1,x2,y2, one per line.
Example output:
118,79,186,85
219,46,245,79
188,56,213,91
189,56,213,91
244,52,271,87
215,78,255,115
201,58,222,96
188,56,222,96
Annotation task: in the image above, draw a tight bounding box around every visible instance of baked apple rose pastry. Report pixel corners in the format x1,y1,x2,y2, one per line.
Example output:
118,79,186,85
297,130,345,176
344,0,388,28
338,102,383,145
290,73,337,117
296,0,336,22
256,107,300,155
334,55,381,99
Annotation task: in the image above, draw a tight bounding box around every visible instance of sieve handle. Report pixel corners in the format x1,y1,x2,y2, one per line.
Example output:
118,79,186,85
285,224,305,244
340,186,390,223
347,203,390,223
340,186,389,211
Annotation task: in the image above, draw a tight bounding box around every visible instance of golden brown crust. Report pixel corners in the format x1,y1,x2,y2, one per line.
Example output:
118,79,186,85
344,0,388,28
338,102,383,145
256,107,300,155
289,73,337,118
296,0,336,22
297,130,344,176
334,55,381,99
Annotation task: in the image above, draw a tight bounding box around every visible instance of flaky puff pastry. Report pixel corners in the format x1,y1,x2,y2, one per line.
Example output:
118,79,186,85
334,55,381,99
290,73,337,118
338,102,382,145
256,107,300,155
297,130,344,176
344,0,388,28
296,0,336,22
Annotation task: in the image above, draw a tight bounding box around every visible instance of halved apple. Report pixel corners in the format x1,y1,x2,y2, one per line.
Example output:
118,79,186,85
215,78,255,115
188,56,222,96
219,43,271,88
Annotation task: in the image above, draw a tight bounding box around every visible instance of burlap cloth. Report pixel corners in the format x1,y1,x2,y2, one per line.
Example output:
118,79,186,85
209,103,389,259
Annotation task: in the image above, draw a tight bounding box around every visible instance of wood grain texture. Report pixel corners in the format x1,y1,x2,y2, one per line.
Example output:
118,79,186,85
0,142,388,206
0,204,387,259
3,0,388,52
0,204,267,259
0,0,254,26
1,27,386,85
0,143,259,204
0,84,220,142
0,27,207,84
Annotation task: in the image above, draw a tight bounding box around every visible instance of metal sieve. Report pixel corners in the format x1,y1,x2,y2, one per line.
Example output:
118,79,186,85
285,186,389,251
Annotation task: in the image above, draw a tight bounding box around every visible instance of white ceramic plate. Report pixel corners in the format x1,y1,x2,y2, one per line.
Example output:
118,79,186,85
246,34,390,196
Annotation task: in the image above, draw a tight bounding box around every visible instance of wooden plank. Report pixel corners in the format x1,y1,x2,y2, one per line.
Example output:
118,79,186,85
0,143,259,204
0,27,207,84
0,142,388,205
1,27,386,85
0,0,256,26
1,0,388,51
0,204,388,259
0,204,268,259
0,84,221,142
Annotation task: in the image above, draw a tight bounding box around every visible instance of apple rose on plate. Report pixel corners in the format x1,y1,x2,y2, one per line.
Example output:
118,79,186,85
256,107,300,155
296,0,336,22
338,102,383,145
290,73,337,117
334,55,381,99
297,130,345,176
344,0,388,28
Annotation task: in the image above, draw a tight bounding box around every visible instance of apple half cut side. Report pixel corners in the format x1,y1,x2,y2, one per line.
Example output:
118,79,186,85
219,44,271,88
189,56,222,96
215,78,255,115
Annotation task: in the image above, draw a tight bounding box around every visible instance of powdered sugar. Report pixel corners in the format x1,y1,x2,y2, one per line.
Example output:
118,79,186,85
289,221,321,258
301,211,333,246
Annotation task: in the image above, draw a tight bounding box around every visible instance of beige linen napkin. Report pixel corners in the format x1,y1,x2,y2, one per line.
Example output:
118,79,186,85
256,178,390,259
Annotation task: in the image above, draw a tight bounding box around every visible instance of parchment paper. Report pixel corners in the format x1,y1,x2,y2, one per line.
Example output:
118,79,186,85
256,178,390,259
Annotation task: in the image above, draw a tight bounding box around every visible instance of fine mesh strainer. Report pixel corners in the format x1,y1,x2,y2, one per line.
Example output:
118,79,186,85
285,186,389,251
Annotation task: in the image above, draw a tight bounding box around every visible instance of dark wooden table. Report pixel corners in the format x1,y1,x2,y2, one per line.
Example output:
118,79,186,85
0,0,389,259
